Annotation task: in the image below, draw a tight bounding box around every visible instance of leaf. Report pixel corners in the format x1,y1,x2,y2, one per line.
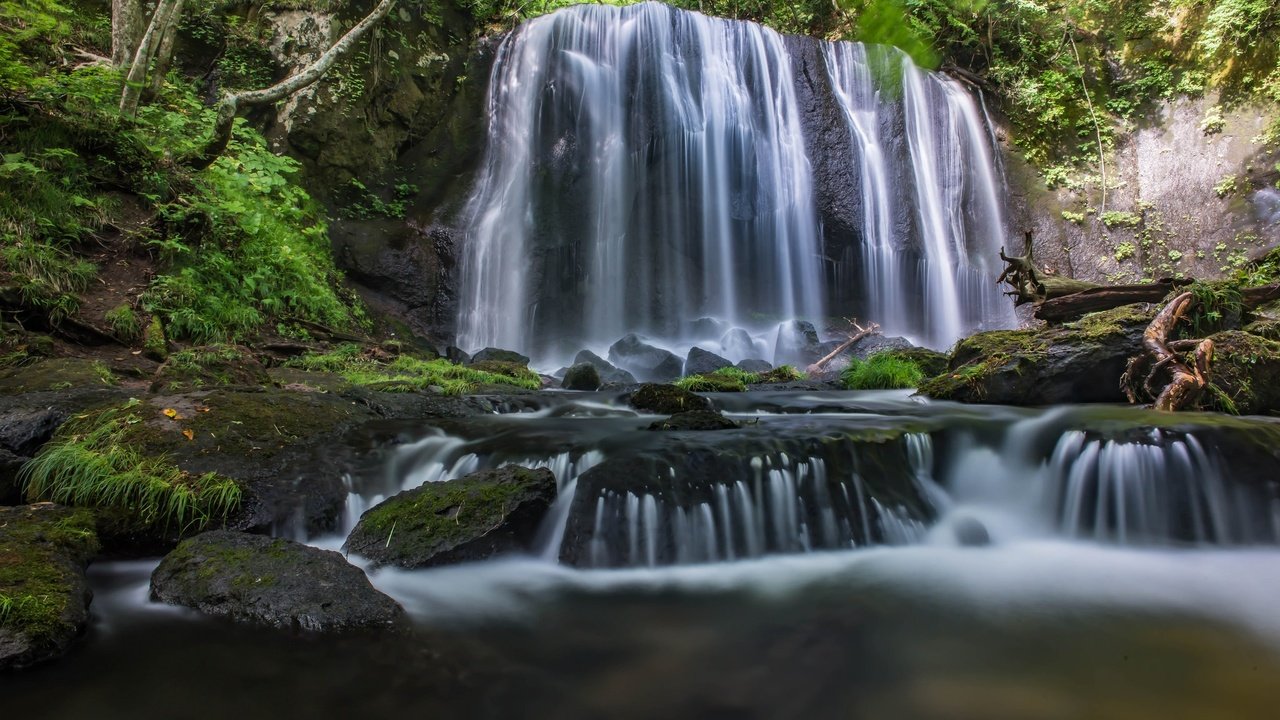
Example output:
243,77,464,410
162,408,180,419
182,429,194,441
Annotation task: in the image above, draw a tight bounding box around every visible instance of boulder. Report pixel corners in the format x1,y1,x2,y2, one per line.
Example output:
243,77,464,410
648,410,740,431
150,530,405,632
685,317,729,338
470,347,530,366
344,466,557,568
561,363,602,391
849,335,915,360
918,305,1151,405
0,406,64,457
719,328,758,361
607,334,683,382
683,347,733,377
445,346,471,365
0,504,99,670
572,349,636,385
627,383,714,415
773,320,822,367
736,358,773,374
1,448,24,505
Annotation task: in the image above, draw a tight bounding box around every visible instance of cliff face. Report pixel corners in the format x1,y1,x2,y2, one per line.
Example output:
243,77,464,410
1006,94,1280,285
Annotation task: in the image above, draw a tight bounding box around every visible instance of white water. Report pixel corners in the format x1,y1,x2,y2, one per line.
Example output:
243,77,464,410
457,3,1015,360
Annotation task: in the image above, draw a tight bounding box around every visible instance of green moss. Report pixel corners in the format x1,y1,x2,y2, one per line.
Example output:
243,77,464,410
919,329,1051,400
0,505,99,644
1065,303,1156,340
1202,330,1280,415
20,399,243,532
143,317,168,361
756,365,806,383
286,344,539,394
0,357,120,395
675,373,748,392
842,353,925,390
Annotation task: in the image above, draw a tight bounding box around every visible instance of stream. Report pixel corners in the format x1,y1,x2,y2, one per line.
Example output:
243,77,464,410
6,390,1280,718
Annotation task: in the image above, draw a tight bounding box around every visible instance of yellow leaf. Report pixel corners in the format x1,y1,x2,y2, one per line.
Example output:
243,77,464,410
162,408,178,419
182,429,194,441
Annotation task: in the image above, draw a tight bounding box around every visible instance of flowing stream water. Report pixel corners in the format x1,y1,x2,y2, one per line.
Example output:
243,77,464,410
457,3,1016,363
9,391,1280,718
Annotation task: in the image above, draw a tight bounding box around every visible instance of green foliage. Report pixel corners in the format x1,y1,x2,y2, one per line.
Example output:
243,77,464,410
841,352,925,389
21,399,243,532
1184,281,1244,336
105,304,142,341
1113,241,1136,261
675,372,748,392
286,344,541,393
1214,175,1239,198
338,178,417,219
1101,211,1142,229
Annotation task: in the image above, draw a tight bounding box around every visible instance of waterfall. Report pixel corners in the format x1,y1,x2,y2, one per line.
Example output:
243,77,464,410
457,2,1015,360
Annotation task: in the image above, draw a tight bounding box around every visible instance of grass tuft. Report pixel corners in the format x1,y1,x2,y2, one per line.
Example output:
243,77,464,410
286,344,540,394
842,353,925,390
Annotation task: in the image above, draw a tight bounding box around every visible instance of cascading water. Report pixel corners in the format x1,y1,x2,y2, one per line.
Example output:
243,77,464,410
457,2,1015,361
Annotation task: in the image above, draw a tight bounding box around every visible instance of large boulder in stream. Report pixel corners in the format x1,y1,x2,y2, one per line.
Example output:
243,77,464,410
608,334,684,382
150,530,405,632
561,363,602,391
773,320,823,367
0,504,99,670
918,305,1153,405
626,383,714,415
470,347,530,366
684,347,733,376
344,466,557,568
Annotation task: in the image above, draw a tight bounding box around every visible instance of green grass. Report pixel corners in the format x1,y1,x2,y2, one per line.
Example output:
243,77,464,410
675,364,806,391
842,353,925,390
286,344,541,394
105,304,142,341
20,399,243,532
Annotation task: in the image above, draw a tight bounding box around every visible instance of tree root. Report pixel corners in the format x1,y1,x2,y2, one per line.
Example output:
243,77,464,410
1120,291,1214,411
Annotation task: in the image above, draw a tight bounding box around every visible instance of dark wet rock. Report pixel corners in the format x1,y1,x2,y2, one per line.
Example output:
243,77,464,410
1,449,24,505
0,504,99,670
648,410,740,431
0,406,63,458
686,317,729,338
684,347,733,376
572,350,636,385
626,383,713,415
0,358,124,396
150,530,405,631
849,335,915,359
736,358,773,373
1202,330,1280,414
919,305,1153,405
720,328,759,360
774,320,822,367
344,466,557,568
608,334,683,382
470,347,530,366
561,363,602,391
952,516,991,547
445,345,471,365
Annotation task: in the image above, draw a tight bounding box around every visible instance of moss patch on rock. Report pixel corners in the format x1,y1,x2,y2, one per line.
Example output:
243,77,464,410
0,358,118,395
286,343,540,394
344,466,557,568
1202,330,1280,415
628,383,714,414
0,504,99,670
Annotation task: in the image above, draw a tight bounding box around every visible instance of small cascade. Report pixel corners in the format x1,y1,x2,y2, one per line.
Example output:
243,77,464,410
1045,430,1280,545
456,2,1015,359
562,435,942,567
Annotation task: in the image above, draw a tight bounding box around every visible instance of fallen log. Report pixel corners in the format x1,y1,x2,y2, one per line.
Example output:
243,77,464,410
1034,281,1185,322
806,320,880,375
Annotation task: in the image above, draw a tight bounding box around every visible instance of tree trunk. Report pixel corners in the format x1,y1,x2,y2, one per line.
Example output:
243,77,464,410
996,231,1101,306
111,0,148,68
190,0,399,169
146,15,180,98
119,0,184,117
1034,281,1187,322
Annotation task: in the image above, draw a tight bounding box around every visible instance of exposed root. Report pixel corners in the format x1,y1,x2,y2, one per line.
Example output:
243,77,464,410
1120,291,1213,411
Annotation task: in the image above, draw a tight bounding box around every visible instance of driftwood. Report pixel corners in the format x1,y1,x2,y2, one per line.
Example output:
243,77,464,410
1121,292,1214,411
1034,280,1187,322
806,319,880,375
997,232,1100,306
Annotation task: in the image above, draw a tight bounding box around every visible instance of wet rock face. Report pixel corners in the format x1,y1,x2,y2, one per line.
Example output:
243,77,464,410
608,334,684,382
737,358,773,373
0,504,99,671
572,350,636,385
150,530,405,632
626,383,714,415
648,410,739,431
562,363,602,391
774,320,822,367
344,466,557,568
684,347,733,376
470,347,531,366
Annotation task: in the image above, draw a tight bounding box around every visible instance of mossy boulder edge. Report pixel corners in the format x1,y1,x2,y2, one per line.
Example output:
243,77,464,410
344,466,557,568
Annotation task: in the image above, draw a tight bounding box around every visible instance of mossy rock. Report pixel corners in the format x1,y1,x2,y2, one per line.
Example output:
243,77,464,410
149,345,270,392
1204,330,1280,415
150,530,405,632
561,362,602,391
468,359,539,385
627,383,713,415
678,374,747,392
648,409,740,431
344,466,557,568
0,504,99,670
919,305,1154,405
0,358,118,395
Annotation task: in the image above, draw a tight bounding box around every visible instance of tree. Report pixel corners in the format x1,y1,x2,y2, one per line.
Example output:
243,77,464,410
112,0,398,164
